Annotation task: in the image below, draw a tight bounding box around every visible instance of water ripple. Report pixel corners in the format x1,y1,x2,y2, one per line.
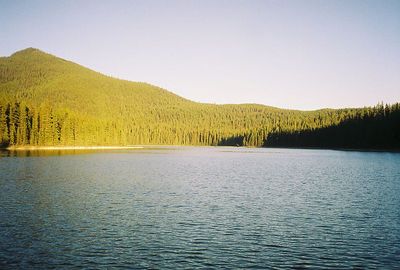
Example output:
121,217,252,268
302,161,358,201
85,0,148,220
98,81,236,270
0,147,399,269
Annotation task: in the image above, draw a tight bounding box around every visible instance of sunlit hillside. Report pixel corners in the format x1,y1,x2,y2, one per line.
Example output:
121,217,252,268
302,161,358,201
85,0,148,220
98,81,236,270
0,48,398,148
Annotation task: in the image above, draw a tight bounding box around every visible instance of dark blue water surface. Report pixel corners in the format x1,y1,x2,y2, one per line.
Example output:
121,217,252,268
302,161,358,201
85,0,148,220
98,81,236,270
0,147,399,269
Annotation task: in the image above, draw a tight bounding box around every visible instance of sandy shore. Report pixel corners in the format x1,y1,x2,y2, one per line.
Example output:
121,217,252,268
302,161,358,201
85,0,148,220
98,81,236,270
4,146,146,151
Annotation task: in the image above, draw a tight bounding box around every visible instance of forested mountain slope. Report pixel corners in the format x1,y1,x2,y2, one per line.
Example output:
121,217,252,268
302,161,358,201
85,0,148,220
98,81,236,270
0,48,399,149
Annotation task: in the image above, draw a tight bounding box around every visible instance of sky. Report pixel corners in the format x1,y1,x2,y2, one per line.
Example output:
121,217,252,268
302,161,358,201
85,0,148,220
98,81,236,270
0,0,399,110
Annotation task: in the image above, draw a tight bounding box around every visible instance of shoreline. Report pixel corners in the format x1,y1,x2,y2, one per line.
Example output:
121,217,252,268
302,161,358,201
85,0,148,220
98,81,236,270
1,145,399,153
3,145,147,151
262,145,400,153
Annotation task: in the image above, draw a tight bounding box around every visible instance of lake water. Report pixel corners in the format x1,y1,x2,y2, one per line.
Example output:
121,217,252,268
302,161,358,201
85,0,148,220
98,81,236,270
0,147,399,269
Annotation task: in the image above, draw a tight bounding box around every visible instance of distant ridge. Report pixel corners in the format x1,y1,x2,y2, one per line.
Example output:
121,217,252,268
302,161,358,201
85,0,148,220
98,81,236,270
11,47,45,56
0,48,399,149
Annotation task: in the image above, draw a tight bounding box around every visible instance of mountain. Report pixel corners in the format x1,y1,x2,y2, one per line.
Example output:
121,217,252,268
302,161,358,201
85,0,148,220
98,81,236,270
0,48,399,149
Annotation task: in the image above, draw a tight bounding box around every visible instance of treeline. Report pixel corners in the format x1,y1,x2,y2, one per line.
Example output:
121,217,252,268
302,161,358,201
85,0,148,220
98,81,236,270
2,100,398,148
264,103,400,150
1,48,399,149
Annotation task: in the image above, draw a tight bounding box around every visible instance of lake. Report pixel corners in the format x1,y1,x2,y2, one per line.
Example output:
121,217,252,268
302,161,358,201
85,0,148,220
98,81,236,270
0,147,399,269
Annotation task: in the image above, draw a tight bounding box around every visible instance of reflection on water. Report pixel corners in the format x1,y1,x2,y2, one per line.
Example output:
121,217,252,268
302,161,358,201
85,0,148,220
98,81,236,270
0,147,399,269
0,149,98,157
0,146,177,157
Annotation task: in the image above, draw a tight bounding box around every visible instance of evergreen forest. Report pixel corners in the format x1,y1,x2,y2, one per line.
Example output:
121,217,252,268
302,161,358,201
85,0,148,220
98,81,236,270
1,48,399,150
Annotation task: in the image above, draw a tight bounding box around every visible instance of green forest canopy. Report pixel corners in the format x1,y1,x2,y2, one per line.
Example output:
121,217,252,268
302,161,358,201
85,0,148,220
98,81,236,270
0,48,399,149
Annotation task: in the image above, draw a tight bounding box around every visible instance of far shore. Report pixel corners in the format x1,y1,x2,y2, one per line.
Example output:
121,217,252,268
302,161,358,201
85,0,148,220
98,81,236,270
3,145,147,151
1,145,399,153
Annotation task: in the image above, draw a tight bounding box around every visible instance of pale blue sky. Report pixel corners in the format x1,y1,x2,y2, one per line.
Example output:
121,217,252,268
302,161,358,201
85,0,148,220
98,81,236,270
1,0,399,110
